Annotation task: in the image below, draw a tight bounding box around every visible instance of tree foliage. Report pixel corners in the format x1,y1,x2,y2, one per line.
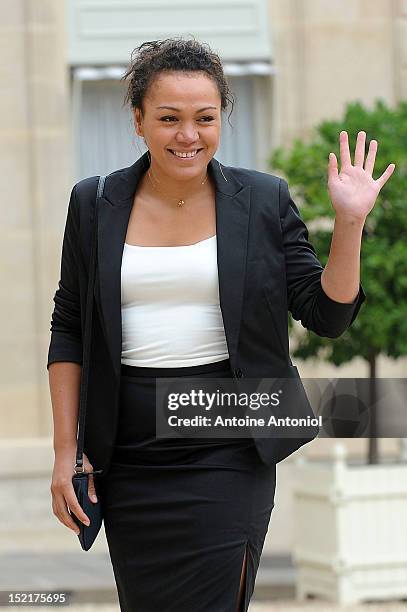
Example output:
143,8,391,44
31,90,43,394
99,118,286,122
269,99,407,367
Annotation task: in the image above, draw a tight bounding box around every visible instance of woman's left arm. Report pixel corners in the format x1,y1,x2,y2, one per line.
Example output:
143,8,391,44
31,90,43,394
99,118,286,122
321,130,395,303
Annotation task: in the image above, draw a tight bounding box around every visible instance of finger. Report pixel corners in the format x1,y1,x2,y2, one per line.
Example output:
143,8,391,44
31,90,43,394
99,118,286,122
83,458,98,503
339,131,352,169
328,152,338,181
52,494,81,534
354,131,366,167
375,163,396,190
65,487,91,526
364,139,377,175
88,474,98,503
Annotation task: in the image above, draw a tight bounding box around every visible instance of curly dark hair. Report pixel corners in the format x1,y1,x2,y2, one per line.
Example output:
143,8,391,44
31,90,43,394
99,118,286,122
121,36,235,126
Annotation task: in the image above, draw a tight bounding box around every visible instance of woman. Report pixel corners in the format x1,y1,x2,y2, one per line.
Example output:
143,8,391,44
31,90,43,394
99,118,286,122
48,38,394,611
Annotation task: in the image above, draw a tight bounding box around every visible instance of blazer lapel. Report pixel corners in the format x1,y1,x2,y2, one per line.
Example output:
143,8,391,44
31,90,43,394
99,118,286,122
94,151,251,382
215,186,251,368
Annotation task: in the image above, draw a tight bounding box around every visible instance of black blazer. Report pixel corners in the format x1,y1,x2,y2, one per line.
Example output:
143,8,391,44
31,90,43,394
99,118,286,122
47,151,365,471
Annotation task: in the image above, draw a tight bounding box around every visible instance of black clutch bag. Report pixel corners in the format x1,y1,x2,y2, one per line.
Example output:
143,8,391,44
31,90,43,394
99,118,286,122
70,175,106,551
71,470,103,551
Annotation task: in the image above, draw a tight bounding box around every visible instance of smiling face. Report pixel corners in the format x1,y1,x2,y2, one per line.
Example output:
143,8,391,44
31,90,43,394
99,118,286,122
133,71,222,183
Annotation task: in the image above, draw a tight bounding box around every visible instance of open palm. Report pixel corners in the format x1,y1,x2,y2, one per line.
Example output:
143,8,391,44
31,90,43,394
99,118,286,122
328,131,395,222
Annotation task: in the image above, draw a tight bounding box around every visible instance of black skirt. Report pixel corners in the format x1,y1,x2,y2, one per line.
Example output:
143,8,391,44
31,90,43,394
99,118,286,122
99,358,277,612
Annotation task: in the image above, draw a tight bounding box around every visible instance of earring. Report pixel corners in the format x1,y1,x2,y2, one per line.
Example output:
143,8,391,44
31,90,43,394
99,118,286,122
218,161,228,182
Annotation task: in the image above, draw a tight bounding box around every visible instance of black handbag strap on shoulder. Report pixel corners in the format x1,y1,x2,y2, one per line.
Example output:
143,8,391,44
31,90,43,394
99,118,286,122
74,175,106,474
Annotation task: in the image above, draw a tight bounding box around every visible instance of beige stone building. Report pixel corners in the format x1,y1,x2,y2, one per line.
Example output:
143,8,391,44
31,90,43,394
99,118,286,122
1,0,406,557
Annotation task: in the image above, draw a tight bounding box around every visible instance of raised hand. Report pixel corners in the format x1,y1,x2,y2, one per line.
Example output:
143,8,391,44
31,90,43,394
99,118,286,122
327,131,395,223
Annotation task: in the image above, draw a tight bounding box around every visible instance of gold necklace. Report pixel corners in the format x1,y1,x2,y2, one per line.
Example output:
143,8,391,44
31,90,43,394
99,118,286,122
147,168,208,207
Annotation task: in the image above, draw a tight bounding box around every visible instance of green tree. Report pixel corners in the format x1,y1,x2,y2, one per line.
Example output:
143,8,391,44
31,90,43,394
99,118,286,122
270,99,407,464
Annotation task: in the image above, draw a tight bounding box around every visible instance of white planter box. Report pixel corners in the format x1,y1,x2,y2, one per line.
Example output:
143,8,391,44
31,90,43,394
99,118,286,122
292,444,407,605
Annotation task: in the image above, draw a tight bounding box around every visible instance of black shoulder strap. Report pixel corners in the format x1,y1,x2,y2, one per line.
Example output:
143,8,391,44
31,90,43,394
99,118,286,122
75,175,106,473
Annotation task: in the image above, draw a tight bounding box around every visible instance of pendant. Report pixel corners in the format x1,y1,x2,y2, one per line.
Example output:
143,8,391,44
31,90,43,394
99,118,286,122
177,199,185,207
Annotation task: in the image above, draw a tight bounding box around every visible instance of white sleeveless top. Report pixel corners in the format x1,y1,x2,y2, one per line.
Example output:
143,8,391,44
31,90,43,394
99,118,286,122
120,235,230,367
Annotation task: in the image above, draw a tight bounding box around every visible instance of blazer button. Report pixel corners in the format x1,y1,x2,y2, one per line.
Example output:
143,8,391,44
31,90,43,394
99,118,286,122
234,368,243,378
